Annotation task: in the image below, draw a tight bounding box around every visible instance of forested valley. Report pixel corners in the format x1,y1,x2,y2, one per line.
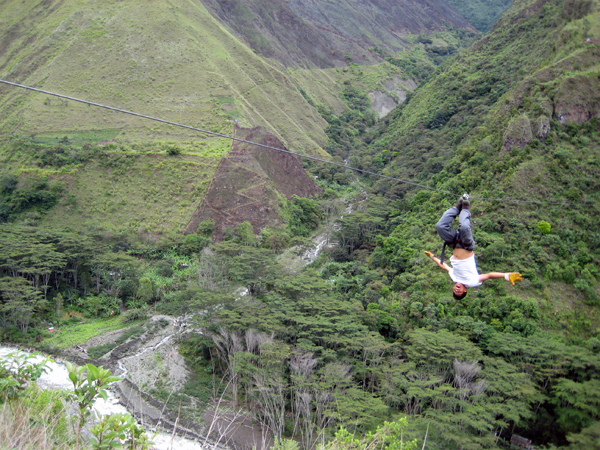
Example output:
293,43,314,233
1,0,600,449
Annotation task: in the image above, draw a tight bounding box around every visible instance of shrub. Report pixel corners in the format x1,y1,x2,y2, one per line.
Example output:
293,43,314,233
563,266,577,284
197,220,215,237
289,195,323,237
0,174,18,194
166,146,181,156
582,286,600,306
537,220,551,234
90,412,153,449
322,188,340,199
123,308,147,322
87,343,114,359
0,352,52,401
182,234,210,254
154,260,173,277
137,277,154,303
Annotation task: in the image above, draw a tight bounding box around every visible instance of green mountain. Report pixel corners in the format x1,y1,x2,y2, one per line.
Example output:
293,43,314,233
0,0,477,234
357,0,600,202
0,0,329,153
309,0,599,445
344,0,600,329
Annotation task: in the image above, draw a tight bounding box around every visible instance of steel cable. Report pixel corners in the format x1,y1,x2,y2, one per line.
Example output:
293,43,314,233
0,79,595,207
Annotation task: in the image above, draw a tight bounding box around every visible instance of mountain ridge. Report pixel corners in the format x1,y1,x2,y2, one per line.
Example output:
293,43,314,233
200,0,475,68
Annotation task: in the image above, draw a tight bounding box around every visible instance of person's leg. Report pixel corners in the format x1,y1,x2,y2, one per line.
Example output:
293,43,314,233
458,209,475,250
436,206,460,243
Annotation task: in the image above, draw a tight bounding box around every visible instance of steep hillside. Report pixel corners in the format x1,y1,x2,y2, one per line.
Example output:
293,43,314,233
0,0,397,234
361,0,600,201
184,125,321,239
0,0,327,153
346,0,600,332
294,0,600,446
0,0,480,234
200,0,474,68
0,0,479,155
3,2,600,449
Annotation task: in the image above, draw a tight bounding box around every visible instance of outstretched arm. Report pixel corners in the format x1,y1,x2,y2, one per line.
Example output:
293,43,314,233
479,272,523,285
424,251,450,272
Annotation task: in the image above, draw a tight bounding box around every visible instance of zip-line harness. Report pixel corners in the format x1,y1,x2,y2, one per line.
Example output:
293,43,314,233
440,194,470,265
440,231,472,265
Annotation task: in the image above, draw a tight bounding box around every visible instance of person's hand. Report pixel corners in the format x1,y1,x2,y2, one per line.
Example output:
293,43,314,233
508,273,523,285
424,251,435,260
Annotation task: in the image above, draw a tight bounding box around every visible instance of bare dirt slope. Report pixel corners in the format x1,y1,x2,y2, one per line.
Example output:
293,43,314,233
185,125,321,239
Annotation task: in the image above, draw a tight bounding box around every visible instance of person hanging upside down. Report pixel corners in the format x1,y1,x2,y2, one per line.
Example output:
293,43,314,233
424,194,522,300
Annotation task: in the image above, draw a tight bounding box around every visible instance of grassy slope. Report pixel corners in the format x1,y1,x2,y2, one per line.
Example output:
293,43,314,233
46,155,220,233
0,0,331,153
0,0,474,153
0,148,223,233
372,0,600,188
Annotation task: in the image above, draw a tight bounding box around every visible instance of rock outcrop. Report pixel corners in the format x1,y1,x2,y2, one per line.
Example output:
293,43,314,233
503,114,533,151
533,115,551,142
369,77,418,117
553,74,600,125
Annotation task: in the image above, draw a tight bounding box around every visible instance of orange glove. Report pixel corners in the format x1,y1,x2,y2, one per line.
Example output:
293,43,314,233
506,273,523,285
424,251,435,260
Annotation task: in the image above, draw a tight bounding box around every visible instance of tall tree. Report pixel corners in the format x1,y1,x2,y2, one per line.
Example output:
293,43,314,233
90,252,139,299
0,276,45,333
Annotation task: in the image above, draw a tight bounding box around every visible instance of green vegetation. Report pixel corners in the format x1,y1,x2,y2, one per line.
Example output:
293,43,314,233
0,173,62,223
1,137,222,232
293,0,599,447
1,0,599,449
0,353,73,449
0,352,151,449
65,361,122,444
377,27,482,82
445,0,513,32
0,0,332,156
27,129,120,147
41,317,128,349
0,351,52,402
86,323,146,359
0,0,480,234
288,196,323,237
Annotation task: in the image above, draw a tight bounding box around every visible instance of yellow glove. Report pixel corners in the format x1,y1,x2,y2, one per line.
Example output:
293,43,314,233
424,251,435,260
506,273,523,285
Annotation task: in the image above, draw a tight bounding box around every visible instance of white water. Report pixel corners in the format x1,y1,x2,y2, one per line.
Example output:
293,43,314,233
302,234,329,263
0,346,206,450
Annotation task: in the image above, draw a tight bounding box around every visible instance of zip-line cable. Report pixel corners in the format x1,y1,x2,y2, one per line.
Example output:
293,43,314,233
1,80,451,195
0,79,593,207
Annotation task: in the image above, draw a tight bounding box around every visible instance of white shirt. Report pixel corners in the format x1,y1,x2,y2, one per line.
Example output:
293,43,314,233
449,254,482,287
